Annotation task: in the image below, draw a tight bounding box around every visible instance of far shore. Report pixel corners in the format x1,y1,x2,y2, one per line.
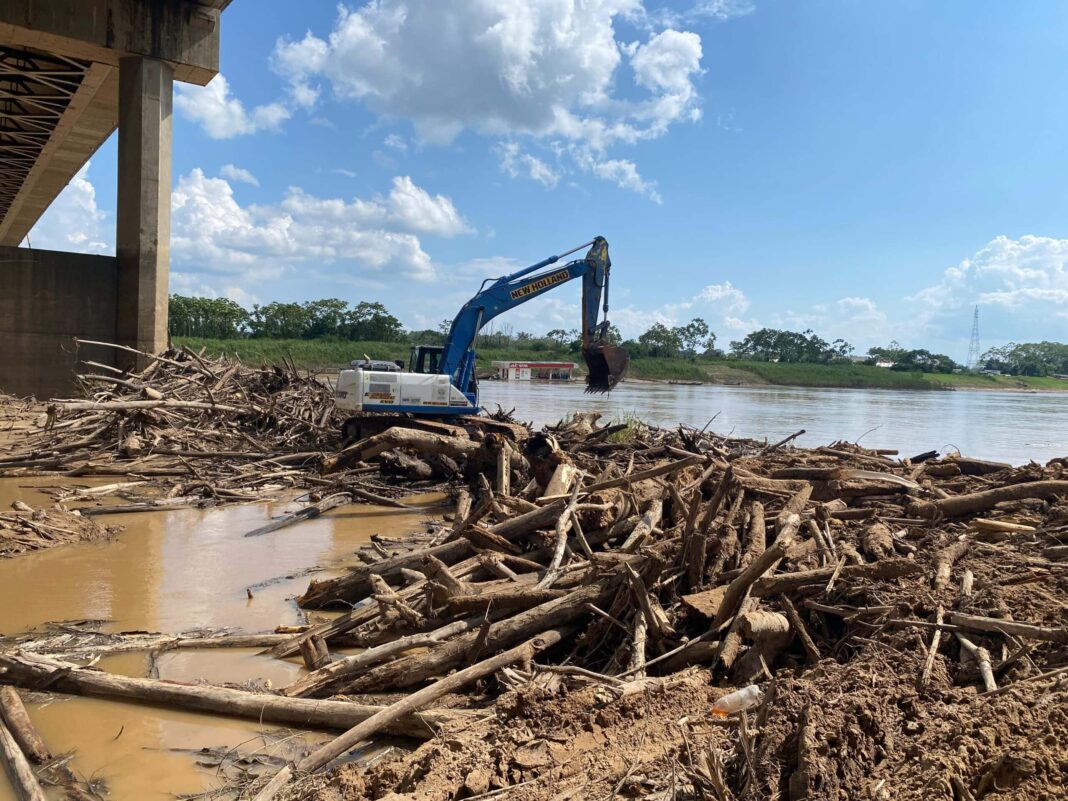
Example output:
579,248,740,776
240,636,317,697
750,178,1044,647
175,337,1068,395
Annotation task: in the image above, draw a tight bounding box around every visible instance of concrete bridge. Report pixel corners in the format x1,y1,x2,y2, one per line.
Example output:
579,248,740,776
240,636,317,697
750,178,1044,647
0,0,230,397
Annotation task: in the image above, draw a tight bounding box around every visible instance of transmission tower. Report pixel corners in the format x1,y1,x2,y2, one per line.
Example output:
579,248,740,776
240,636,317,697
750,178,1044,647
966,305,981,370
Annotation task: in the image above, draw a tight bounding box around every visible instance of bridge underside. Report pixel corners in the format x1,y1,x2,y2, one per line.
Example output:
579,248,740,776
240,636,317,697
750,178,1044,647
0,0,228,397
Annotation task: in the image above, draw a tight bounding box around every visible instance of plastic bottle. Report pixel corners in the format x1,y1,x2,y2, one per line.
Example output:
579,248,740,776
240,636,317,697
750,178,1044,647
711,685,763,716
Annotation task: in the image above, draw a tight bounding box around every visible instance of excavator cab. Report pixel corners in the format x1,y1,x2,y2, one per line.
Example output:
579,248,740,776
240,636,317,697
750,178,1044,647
409,345,443,374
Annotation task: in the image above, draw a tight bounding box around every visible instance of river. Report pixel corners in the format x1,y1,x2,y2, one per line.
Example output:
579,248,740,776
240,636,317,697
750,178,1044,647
480,380,1067,465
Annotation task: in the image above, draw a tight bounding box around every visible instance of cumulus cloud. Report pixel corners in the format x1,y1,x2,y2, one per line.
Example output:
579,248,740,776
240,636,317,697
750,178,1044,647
219,164,259,186
914,235,1068,314
22,161,111,254
498,142,561,188
170,169,470,286
175,75,291,139
272,1,706,199
697,281,750,313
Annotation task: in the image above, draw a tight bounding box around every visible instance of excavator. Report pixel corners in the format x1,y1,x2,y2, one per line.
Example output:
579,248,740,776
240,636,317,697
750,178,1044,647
334,236,629,439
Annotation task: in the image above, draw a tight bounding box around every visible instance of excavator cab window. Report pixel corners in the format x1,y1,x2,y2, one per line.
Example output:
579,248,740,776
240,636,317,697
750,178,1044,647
409,345,443,374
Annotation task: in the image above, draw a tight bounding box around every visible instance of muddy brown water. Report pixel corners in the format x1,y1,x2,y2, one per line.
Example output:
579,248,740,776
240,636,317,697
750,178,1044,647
0,478,442,800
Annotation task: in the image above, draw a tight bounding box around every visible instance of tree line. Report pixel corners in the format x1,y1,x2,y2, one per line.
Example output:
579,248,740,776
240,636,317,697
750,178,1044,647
981,342,1068,377
169,295,1064,375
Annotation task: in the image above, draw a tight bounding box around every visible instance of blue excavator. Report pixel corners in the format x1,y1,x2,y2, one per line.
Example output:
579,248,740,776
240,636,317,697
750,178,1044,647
334,236,628,438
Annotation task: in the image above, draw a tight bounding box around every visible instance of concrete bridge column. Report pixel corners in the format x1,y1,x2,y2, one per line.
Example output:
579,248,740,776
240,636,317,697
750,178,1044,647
116,56,173,363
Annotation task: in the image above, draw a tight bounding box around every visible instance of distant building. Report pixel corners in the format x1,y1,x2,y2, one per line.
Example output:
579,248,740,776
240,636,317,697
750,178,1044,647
875,361,896,369
492,361,576,381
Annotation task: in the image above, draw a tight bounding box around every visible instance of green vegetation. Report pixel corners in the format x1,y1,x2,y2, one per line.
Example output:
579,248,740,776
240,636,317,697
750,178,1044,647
981,341,1068,377
175,337,1068,392
168,294,1067,392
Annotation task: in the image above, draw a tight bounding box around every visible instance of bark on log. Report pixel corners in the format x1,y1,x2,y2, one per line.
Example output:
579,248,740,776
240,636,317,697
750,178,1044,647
861,522,895,561
0,687,49,764
907,481,1068,519
947,612,1068,644
282,616,484,698
751,558,922,596
0,652,470,737
340,583,610,693
738,501,766,570
0,717,46,801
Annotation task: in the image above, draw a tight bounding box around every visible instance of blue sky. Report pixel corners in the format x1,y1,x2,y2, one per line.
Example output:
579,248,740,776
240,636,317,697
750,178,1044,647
27,0,1068,359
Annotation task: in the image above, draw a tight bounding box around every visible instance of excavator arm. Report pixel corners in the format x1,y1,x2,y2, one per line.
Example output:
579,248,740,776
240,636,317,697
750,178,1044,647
439,236,629,393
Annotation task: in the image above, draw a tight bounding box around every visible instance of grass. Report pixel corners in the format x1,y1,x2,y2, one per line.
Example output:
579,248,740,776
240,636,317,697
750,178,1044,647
174,337,1068,392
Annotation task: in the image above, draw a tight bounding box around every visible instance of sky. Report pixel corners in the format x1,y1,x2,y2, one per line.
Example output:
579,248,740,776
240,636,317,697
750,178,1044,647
25,0,1068,360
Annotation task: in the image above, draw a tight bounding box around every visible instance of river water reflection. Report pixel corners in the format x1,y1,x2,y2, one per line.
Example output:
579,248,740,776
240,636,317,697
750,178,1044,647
481,380,1067,464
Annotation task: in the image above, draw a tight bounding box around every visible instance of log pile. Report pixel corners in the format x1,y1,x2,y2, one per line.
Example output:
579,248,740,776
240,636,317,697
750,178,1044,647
0,502,119,556
0,377,1066,800
238,413,1065,801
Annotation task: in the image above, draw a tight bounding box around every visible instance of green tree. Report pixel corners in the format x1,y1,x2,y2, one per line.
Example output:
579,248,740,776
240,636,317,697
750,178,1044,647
674,318,712,356
638,323,683,357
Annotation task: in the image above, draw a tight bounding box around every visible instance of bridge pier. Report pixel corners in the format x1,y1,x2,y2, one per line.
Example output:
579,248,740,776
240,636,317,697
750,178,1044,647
116,56,173,364
0,0,226,397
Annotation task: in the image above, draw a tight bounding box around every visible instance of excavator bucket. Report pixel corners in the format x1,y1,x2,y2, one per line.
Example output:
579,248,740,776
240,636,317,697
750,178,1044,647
583,341,629,393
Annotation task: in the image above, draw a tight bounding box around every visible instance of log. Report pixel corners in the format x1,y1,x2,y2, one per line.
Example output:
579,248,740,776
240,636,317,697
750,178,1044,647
297,500,565,608
0,717,46,801
933,538,970,590
738,501,766,570
752,558,922,596
946,456,1013,476
340,583,611,693
0,688,49,764
0,652,470,738
861,522,895,561
780,596,820,664
282,616,484,698
908,481,1068,519
543,461,579,499
711,513,800,629
956,634,997,692
947,612,1068,644
252,629,567,801
243,493,352,537
620,498,663,552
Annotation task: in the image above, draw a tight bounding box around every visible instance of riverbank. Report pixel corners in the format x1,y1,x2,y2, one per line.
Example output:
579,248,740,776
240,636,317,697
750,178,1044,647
175,337,1068,392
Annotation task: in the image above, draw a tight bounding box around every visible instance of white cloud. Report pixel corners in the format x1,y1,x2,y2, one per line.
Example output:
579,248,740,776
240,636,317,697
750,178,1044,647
697,281,749,313
685,0,755,21
175,75,291,139
169,169,468,285
914,235,1068,314
22,161,111,254
383,133,408,152
331,167,358,178
580,155,662,203
498,142,560,188
219,164,259,186
272,1,706,200
386,176,472,236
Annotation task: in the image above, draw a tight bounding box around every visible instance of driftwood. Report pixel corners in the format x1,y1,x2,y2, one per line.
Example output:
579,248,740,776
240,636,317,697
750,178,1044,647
244,493,352,537
0,716,47,801
0,652,470,737
0,687,49,765
752,558,922,596
947,612,1068,644
908,481,1068,519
